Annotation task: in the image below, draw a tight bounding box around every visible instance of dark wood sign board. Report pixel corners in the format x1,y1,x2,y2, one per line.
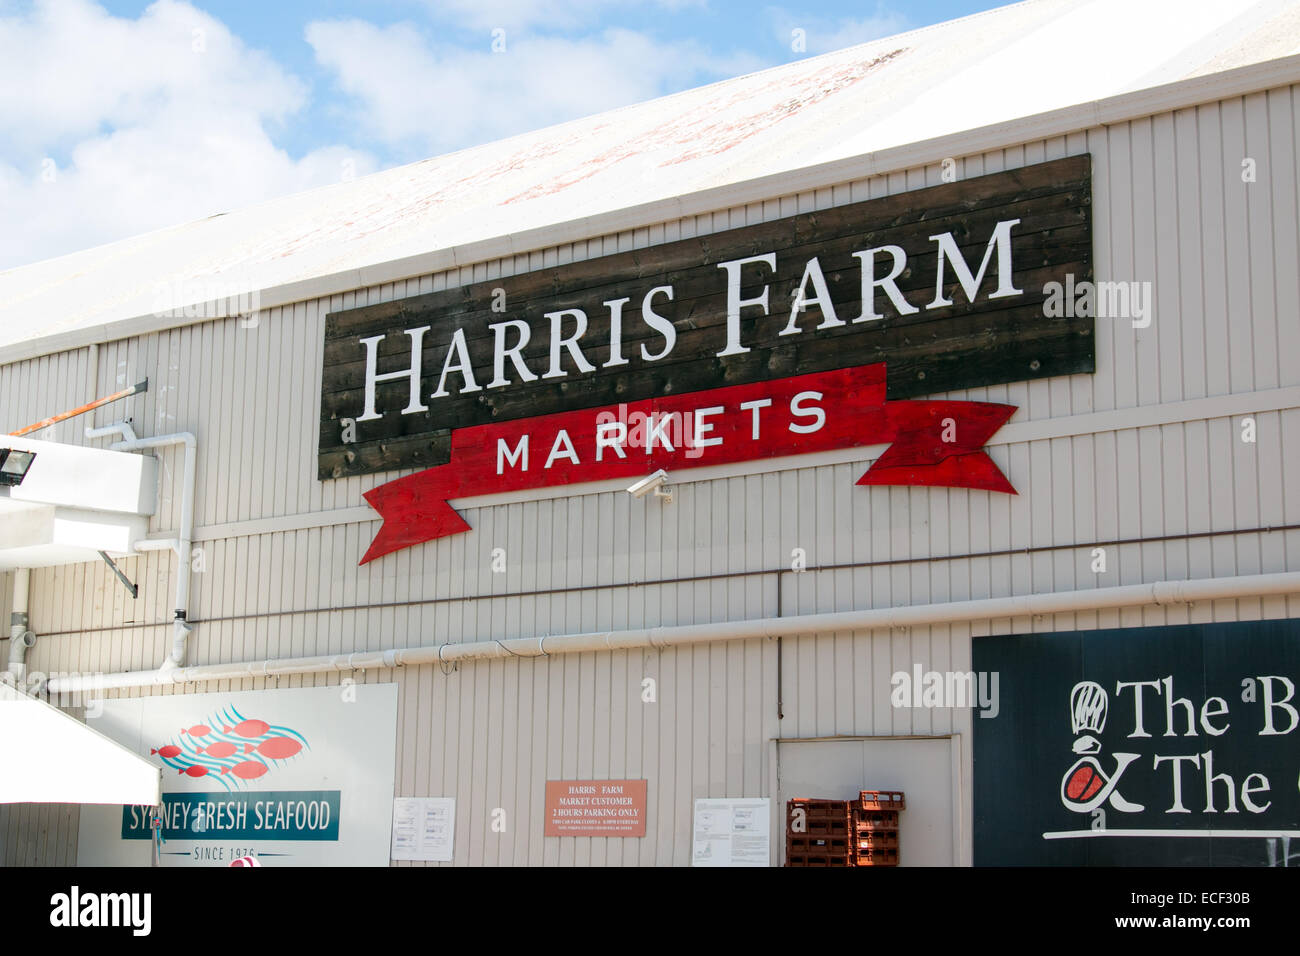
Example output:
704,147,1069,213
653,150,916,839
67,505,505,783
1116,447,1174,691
320,154,1092,480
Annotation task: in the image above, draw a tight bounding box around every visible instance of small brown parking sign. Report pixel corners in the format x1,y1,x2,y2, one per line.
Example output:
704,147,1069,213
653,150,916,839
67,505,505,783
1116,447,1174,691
544,780,648,837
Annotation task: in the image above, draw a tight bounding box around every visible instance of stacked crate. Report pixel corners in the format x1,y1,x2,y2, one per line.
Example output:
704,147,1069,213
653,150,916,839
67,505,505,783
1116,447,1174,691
853,791,905,866
784,798,854,866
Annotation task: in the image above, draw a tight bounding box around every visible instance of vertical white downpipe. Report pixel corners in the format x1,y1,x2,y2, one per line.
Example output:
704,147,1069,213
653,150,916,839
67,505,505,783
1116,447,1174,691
6,567,33,685
86,422,197,669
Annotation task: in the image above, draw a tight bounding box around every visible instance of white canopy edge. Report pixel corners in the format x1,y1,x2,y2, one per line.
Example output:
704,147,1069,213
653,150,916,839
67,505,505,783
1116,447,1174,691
0,681,160,805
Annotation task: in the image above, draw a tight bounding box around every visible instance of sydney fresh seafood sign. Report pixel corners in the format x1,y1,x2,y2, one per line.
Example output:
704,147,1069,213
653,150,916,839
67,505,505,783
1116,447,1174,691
122,791,340,843
117,705,337,843
79,685,398,867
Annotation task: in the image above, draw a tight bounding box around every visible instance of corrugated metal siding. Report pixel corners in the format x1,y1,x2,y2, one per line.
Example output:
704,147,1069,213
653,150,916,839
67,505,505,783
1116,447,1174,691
2,84,1298,865
0,802,79,867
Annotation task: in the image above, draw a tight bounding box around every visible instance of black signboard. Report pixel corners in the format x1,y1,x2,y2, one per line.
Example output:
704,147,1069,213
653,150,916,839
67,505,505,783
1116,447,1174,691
973,618,1300,866
319,155,1093,479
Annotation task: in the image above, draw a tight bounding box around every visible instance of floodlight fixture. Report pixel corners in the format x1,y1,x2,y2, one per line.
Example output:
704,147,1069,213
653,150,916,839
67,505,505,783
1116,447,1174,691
0,448,36,487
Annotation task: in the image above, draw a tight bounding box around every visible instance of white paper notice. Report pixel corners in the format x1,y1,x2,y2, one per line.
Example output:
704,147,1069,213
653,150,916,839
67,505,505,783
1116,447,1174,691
691,798,771,867
390,797,455,862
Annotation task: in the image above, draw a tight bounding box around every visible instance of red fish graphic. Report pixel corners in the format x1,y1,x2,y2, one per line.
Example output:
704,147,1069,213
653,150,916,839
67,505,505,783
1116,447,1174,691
198,741,238,759
182,725,212,737
179,766,209,778
255,737,302,760
151,745,182,759
222,761,268,780
224,719,270,738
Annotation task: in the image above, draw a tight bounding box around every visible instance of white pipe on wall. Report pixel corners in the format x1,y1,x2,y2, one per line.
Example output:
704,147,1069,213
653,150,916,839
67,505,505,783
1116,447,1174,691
45,570,1300,694
6,567,33,684
133,539,181,554
87,421,197,668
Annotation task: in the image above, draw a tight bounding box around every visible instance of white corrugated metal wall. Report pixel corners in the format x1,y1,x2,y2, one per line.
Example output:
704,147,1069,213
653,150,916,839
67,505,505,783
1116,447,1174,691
2,82,1299,866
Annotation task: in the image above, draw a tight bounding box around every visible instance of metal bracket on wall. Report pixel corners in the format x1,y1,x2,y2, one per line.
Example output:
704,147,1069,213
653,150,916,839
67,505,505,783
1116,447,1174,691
98,551,139,599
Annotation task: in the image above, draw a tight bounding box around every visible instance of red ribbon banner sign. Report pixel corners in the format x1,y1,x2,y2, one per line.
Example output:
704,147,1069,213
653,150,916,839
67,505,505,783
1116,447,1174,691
359,362,1016,564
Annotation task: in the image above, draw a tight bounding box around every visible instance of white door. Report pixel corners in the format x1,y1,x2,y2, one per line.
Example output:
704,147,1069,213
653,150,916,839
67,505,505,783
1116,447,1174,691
777,736,957,866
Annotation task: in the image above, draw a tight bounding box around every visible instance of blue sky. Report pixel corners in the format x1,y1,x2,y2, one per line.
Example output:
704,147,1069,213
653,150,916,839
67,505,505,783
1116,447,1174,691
0,0,1014,269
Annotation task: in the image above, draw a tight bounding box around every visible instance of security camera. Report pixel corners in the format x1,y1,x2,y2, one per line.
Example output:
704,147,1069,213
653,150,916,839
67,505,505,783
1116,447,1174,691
627,469,671,502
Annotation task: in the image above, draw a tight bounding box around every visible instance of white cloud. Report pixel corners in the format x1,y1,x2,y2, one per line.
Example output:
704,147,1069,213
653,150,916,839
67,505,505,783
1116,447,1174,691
0,0,378,269
0,0,301,152
0,0,907,270
306,18,764,156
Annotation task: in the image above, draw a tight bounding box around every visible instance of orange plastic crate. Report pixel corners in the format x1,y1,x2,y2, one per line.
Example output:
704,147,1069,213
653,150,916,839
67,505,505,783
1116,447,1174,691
787,799,851,831
854,810,900,830
859,790,906,812
788,835,851,854
854,831,900,849
789,817,851,837
855,845,900,866
789,798,849,811
786,854,854,867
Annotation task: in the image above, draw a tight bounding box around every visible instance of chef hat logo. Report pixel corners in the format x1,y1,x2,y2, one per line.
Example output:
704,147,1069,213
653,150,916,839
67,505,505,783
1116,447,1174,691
1070,681,1107,735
